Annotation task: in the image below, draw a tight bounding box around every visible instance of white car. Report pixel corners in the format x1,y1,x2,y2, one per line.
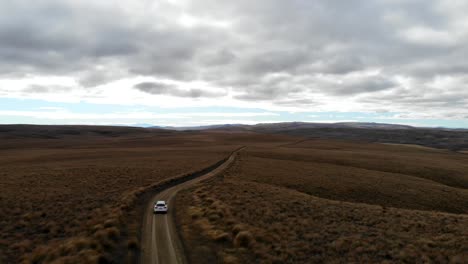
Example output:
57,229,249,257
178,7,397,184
154,200,168,214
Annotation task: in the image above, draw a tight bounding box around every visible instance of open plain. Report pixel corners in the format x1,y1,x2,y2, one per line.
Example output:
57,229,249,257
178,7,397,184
0,125,248,263
1,125,468,263
176,139,468,263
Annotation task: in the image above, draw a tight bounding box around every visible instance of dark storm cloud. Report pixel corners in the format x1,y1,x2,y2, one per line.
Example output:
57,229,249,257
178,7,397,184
1,0,468,113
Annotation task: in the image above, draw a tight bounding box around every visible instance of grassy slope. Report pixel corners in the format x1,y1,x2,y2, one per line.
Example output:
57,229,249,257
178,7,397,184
176,140,468,263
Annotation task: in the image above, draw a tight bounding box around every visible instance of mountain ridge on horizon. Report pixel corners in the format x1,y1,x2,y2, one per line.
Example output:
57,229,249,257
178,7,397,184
1,122,468,150
150,121,467,131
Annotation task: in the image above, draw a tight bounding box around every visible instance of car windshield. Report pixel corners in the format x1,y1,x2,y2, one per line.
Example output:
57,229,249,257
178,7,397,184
156,203,165,206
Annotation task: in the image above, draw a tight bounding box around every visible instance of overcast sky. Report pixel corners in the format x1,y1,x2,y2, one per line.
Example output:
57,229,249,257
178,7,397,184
1,0,468,127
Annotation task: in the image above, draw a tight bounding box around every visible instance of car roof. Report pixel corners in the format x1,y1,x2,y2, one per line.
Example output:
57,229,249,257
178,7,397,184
155,200,166,204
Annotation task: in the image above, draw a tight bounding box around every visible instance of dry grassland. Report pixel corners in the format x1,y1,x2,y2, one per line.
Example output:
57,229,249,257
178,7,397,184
176,139,468,263
0,131,238,263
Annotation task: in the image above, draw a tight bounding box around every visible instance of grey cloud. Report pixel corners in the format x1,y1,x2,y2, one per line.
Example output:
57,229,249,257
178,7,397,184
274,99,317,107
23,85,50,93
402,61,468,78
239,49,312,76
200,49,237,66
234,79,305,101
234,92,274,101
360,82,468,118
0,1,208,80
318,57,365,75
328,77,397,96
23,85,71,93
134,82,224,98
1,0,468,116
134,82,174,94
0,1,142,79
365,89,468,108
77,67,129,88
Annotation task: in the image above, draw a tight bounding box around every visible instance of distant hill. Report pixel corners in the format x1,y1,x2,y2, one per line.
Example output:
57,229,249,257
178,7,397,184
188,122,468,151
0,124,169,139
251,122,415,131
150,124,251,131
2,122,468,150
152,122,416,132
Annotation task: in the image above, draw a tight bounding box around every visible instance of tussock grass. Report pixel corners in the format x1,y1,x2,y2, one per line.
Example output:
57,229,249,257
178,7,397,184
0,133,238,263
233,231,254,248
176,141,468,263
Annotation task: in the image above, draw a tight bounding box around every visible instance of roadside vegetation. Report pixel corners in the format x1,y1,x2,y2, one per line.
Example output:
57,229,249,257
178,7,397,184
176,140,468,263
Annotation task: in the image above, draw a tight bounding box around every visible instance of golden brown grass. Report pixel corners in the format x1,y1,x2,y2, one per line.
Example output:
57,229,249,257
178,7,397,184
381,143,445,151
5,127,468,263
176,140,468,263
0,132,240,263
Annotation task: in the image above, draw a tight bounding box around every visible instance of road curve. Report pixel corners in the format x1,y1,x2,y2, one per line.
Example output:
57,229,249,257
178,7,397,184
140,149,242,264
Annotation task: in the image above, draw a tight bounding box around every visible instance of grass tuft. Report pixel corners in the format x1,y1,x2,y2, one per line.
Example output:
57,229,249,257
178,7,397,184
233,231,254,248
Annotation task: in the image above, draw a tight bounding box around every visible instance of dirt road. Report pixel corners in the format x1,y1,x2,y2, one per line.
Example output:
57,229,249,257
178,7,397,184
140,149,241,264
